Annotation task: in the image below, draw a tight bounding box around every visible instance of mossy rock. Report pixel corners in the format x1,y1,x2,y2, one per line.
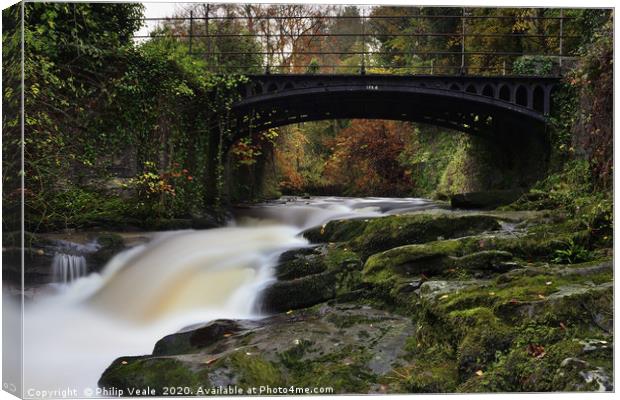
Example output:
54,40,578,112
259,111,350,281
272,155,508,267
456,320,514,379
152,320,246,356
274,246,327,280
216,351,285,387
98,357,208,394
303,218,368,243
363,240,462,284
450,190,524,209
495,282,613,330
259,271,336,313
441,227,592,264
324,244,363,296
304,213,501,260
88,232,125,270
453,250,513,271
397,361,459,393
100,304,414,394
436,261,612,316
458,338,612,392
352,214,501,259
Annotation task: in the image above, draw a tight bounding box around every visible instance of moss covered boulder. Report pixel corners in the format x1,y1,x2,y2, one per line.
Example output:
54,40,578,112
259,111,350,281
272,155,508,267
99,304,415,395
99,357,209,394
259,271,337,313
395,256,614,393
303,218,369,244
259,244,363,313
363,239,515,287
364,240,461,284
273,246,327,280
305,213,501,260
450,190,524,209
88,232,126,271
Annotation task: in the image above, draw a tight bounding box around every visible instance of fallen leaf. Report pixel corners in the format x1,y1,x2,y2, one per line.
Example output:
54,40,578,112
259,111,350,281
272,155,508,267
527,344,546,358
537,294,546,299
439,294,449,300
475,370,484,376
559,322,567,330
286,310,294,315
509,298,519,304
206,358,218,365
545,281,553,285
489,292,496,296
121,360,128,365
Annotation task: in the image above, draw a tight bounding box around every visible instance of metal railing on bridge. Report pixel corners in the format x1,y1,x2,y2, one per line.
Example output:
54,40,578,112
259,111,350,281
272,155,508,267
131,6,585,76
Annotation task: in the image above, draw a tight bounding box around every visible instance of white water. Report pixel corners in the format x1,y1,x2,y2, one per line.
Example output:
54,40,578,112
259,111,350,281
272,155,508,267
12,197,437,396
52,253,88,284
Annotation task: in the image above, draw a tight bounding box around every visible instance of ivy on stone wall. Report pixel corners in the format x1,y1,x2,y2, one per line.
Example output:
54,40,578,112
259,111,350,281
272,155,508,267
2,3,250,231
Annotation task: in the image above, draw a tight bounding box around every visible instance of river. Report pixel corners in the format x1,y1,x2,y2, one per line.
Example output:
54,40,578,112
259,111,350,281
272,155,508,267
10,196,438,395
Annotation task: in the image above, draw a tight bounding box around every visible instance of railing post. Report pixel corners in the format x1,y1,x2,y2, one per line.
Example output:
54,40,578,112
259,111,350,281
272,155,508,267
430,59,434,75
502,61,506,76
205,4,210,69
189,10,194,55
360,8,366,75
559,8,564,75
265,16,271,74
460,8,466,75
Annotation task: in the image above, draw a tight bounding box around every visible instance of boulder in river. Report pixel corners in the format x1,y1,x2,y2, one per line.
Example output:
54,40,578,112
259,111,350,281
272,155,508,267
99,303,415,394
304,212,502,260
259,244,363,313
450,190,524,209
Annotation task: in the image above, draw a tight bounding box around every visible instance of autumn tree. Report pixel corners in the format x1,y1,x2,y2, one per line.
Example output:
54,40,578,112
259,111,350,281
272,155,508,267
323,120,411,196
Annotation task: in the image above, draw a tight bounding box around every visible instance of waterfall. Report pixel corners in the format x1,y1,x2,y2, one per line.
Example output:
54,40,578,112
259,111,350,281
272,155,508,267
18,196,439,392
52,252,88,284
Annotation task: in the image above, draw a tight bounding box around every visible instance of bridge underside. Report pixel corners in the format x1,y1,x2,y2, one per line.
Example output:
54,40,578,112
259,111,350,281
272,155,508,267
232,86,548,141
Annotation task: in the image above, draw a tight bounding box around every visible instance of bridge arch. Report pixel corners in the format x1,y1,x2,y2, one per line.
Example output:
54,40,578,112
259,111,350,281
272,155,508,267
232,74,558,141
227,74,559,192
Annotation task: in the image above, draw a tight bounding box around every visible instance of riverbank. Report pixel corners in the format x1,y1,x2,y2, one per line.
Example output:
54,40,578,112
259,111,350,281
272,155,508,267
98,194,613,393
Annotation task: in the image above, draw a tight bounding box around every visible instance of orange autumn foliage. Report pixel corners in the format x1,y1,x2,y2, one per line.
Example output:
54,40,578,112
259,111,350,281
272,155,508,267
323,120,412,195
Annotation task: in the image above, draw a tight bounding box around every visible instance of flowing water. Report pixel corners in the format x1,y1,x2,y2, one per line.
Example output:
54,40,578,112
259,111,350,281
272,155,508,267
11,197,438,395
52,253,88,284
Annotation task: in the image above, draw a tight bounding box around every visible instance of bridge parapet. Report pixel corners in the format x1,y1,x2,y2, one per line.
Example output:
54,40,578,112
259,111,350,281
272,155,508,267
240,74,559,115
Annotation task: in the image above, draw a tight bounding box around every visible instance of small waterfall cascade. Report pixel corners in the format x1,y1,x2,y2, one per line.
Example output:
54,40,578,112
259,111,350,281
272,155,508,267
52,252,88,284
49,239,99,285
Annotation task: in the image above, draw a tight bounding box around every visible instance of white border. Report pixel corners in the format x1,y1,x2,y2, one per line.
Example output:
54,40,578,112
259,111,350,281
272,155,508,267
0,1,617,400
